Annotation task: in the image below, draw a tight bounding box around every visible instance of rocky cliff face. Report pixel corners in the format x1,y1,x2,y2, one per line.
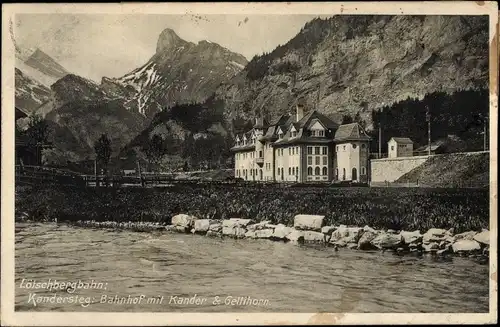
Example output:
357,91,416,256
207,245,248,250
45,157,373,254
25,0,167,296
101,28,248,117
215,15,488,129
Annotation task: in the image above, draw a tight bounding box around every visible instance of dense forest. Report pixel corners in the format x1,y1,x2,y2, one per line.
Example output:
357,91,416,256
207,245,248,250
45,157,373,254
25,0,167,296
369,88,489,152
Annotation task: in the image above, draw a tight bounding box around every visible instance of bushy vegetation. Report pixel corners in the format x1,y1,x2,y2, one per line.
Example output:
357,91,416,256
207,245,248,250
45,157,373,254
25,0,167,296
17,184,489,234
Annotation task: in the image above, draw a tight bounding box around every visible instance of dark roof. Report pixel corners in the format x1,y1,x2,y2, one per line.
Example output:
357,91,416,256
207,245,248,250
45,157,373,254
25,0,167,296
334,123,371,142
390,137,414,144
253,117,267,129
230,144,256,152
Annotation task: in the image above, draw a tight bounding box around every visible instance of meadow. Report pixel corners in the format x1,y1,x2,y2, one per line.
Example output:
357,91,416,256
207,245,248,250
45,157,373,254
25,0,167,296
15,183,489,233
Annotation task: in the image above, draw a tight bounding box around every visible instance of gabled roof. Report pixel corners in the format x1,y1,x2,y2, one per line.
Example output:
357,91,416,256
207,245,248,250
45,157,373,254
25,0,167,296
390,137,413,144
334,123,371,142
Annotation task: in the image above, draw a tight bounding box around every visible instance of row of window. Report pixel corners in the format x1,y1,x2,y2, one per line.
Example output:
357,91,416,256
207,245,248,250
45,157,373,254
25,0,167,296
307,156,328,166
277,167,299,176
307,166,329,176
307,146,328,155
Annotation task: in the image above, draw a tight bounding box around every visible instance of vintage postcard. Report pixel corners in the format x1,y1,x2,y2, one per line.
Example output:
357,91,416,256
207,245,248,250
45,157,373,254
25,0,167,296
1,1,498,326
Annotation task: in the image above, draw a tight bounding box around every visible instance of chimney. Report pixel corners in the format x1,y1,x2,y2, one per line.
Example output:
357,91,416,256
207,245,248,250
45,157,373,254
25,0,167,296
296,98,305,122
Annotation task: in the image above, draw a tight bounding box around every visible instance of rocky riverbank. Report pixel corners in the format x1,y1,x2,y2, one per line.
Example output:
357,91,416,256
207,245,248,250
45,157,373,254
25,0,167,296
69,214,490,261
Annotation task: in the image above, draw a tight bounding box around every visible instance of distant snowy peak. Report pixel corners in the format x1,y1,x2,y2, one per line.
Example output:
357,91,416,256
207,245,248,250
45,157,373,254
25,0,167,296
15,45,69,87
102,28,249,117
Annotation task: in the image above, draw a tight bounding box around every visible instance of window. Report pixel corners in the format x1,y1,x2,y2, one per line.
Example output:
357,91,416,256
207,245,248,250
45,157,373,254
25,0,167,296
322,167,328,176
315,147,320,155
336,168,339,179
308,157,312,165
318,130,325,137
361,167,366,175
278,132,283,139
278,168,281,175
307,147,312,155
322,156,327,165
322,147,327,155
281,149,284,156
292,131,297,137
342,168,346,180
353,144,357,149
315,167,320,175
289,148,291,155
343,145,346,150
296,147,299,154
259,151,263,158
391,146,394,151
307,167,313,175
315,157,320,165
288,167,291,175
336,146,339,151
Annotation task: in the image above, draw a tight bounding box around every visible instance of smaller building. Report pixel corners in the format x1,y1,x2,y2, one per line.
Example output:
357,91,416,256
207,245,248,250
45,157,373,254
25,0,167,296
388,137,413,158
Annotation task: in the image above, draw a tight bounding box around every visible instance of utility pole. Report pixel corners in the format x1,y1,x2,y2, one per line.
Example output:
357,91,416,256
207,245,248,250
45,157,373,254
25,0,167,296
94,158,99,188
426,105,431,157
378,126,382,158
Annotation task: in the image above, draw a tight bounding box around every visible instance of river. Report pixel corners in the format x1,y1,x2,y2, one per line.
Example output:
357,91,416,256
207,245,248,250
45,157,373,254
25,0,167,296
14,223,489,313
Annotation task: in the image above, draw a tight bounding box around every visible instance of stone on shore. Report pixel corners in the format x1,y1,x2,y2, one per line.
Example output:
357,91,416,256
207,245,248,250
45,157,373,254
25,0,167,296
286,229,305,243
473,230,489,245
224,218,253,228
363,225,377,233
222,225,246,238
452,239,482,253
208,222,222,232
165,225,176,232
370,232,402,249
401,231,423,244
244,230,257,239
454,231,477,241
255,229,274,239
330,225,364,247
272,224,293,240
321,226,336,235
304,231,327,243
357,231,378,250
193,219,212,233
423,228,447,243
422,242,439,252
171,214,196,228
246,221,271,232
293,215,325,231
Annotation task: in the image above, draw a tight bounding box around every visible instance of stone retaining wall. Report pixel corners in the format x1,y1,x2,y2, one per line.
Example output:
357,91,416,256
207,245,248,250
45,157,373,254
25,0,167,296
370,156,429,183
73,214,490,260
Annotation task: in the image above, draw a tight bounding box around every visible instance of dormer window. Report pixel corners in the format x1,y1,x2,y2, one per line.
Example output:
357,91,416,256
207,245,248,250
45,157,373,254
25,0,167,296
311,130,324,137
278,130,284,139
291,131,297,138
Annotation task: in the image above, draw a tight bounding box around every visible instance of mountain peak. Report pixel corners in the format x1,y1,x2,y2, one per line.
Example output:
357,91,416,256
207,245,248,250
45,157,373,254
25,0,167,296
156,28,186,53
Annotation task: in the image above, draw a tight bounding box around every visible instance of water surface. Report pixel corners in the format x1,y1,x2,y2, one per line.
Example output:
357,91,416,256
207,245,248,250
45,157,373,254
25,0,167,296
15,223,489,312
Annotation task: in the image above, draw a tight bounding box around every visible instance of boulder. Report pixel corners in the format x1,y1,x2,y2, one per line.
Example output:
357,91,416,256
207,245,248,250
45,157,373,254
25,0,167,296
255,229,274,239
245,230,257,239
321,226,336,235
330,226,364,246
387,229,397,234
452,239,481,253
208,222,222,232
303,231,327,243
401,231,423,244
225,218,253,228
347,243,358,250
171,214,196,228
423,228,447,243
371,232,402,249
286,230,305,243
246,221,271,232
363,225,377,233
357,231,378,250
193,219,211,233
473,230,489,245
422,242,439,252
293,214,325,231
272,224,293,239
454,231,477,241
222,225,246,238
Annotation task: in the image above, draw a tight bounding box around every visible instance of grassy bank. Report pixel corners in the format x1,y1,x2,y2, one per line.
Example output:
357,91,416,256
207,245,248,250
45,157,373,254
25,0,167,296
15,183,489,233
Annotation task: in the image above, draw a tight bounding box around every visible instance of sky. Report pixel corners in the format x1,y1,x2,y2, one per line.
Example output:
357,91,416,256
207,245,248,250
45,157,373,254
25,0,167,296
14,14,330,82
